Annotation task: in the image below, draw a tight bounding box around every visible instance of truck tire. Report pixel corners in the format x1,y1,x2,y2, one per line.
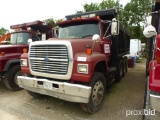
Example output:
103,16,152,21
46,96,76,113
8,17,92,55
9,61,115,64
3,65,23,91
27,90,44,98
115,59,123,82
125,57,128,73
122,57,128,77
80,72,106,114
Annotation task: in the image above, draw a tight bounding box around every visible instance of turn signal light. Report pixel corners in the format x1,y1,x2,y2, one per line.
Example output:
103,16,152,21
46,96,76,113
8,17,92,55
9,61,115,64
96,16,100,19
157,57,160,64
23,48,27,53
86,48,92,55
0,52,5,56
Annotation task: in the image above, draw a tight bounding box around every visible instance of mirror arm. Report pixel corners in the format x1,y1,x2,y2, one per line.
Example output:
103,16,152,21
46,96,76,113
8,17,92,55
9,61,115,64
103,23,111,38
149,11,158,15
103,34,111,39
101,20,111,24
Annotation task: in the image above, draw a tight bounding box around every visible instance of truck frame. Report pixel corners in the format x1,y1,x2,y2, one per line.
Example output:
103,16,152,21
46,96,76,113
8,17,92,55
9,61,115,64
17,8,130,113
0,20,54,90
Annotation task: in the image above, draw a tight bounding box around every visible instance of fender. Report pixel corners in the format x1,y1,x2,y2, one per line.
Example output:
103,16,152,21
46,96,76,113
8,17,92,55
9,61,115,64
3,59,20,72
149,60,160,92
71,52,108,83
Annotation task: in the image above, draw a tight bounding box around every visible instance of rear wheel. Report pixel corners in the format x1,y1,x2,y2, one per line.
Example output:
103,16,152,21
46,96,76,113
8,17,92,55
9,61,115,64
3,65,23,91
125,57,128,73
115,59,123,82
122,57,128,77
27,90,44,98
80,72,106,113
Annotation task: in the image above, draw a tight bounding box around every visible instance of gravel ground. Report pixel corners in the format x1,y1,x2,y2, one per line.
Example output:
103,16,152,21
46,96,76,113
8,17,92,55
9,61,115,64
0,59,159,120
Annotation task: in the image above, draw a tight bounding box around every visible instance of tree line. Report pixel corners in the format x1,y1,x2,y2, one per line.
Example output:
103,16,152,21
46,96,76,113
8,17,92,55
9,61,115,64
0,0,154,42
76,0,154,43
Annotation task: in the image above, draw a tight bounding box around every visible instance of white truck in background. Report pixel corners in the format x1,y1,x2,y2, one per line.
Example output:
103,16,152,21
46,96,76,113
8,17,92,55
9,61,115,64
130,39,142,59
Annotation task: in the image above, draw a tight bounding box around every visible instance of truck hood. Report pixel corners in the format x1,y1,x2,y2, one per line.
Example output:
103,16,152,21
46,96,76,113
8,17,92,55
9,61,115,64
0,44,27,54
47,38,102,55
0,44,17,53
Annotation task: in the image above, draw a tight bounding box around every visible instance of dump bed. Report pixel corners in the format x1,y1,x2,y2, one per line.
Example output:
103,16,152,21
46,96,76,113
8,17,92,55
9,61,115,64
10,20,52,33
65,8,117,21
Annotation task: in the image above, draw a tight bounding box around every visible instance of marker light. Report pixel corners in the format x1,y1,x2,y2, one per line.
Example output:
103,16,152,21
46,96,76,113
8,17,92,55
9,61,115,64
23,48,27,53
96,16,100,19
86,48,92,55
0,52,5,56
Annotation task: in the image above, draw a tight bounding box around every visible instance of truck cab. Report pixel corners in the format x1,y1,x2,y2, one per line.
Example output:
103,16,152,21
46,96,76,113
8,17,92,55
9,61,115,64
17,8,130,113
0,20,53,90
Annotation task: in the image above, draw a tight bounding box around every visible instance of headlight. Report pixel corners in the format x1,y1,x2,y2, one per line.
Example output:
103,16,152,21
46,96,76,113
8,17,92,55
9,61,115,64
21,59,27,66
78,64,88,74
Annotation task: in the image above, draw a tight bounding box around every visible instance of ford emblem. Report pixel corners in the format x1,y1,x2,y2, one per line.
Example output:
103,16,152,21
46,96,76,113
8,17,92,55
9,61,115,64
44,57,49,62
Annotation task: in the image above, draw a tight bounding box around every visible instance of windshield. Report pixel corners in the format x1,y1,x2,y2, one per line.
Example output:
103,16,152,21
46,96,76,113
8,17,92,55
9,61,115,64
58,21,100,39
10,33,30,44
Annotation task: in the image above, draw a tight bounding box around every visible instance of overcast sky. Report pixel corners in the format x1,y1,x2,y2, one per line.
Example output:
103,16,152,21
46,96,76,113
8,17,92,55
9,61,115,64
0,0,130,31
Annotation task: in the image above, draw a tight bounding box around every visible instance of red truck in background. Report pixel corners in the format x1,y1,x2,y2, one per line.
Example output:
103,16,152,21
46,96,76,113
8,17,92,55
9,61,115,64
143,0,160,118
17,8,130,113
0,20,54,90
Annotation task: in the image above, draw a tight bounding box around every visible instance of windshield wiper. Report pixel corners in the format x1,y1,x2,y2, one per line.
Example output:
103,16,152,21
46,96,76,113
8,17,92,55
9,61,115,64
81,35,93,38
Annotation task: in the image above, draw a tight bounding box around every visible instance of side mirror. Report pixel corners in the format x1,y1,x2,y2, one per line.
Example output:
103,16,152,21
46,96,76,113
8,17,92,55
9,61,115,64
111,18,119,35
146,16,152,25
28,39,33,44
42,34,46,41
143,25,156,38
92,34,100,42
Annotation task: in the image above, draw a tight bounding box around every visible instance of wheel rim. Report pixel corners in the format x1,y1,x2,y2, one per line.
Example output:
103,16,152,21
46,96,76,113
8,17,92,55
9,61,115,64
14,71,23,85
92,81,104,106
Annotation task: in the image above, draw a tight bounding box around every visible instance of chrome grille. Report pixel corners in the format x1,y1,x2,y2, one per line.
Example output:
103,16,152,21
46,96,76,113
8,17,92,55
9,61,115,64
29,45,69,75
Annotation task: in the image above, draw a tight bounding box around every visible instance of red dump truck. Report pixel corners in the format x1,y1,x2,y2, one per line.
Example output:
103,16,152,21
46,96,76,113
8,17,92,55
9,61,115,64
143,0,160,118
17,8,130,113
0,20,54,90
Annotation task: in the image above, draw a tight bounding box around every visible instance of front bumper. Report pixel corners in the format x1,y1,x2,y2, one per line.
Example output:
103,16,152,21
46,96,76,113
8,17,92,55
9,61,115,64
17,76,91,103
150,94,160,112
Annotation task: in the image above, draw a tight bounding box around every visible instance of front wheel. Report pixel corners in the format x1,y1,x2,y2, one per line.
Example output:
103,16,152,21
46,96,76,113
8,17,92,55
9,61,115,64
80,72,106,114
3,65,23,91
